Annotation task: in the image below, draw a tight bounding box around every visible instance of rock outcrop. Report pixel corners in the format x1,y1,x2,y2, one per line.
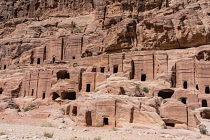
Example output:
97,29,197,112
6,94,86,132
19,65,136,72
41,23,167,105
0,0,210,131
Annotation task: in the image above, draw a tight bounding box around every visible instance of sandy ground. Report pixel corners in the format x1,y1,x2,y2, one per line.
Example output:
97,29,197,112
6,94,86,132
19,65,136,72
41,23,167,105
0,122,210,140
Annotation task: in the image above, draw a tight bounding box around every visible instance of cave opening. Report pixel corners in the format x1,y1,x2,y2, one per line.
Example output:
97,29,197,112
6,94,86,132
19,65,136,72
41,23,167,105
158,89,174,99
61,92,76,100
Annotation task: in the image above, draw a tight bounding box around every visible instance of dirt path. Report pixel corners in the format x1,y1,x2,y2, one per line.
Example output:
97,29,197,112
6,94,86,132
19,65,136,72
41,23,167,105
1,123,208,140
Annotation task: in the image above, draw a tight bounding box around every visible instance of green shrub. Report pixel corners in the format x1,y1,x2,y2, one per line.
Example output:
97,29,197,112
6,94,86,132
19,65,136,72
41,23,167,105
24,105,36,112
112,127,118,131
133,15,138,19
135,85,141,93
43,132,53,138
0,132,6,136
142,87,149,93
94,136,102,140
163,100,167,104
199,124,208,135
70,21,82,33
127,93,132,97
41,122,55,127
61,108,65,115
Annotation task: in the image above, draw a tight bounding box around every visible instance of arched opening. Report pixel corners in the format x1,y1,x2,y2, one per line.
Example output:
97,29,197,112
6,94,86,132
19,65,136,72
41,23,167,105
141,74,146,81
61,92,76,100
72,106,77,116
158,89,174,99
100,67,105,73
183,81,187,89
42,92,46,99
196,84,199,90
202,100,208,107
130,60,135,79
130,107,134,123
113,65,118,73
103,118,109,125
181,98,187,104
0,88,3,94
72,56,75,59
56,70,70,80
86,84,91,92
37,58,41,64
205,86,210,94
4,65,6,69
52,92,60,100
86,111,92,126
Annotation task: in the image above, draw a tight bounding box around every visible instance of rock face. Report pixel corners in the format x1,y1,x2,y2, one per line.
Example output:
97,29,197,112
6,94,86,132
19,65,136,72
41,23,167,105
0,95,20,111
0,0,210,129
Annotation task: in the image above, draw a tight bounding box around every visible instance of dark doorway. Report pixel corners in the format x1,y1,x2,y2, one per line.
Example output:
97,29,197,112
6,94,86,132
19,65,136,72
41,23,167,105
130,107,134,123
0,88,3,94
113,65,118,73
196,84,199,90
37,58,41,64
43,46,46,61
166,123,175,127
56,70,70,80
66,105,70,115
72,56,75,59
130,60,135,79
158,89,174,99
141,74,146,81
86,111,92,126
42,93,46,99
72,106,77,116
31,89,34,96
181,98,187,104
24,90,26,97
4,65,6,69
202,100,208,107
103,118,109,125
61,92,76,100
183,81,187,89
52,92,60,100
205,86,210,94
100,67,105,73
86,84,91,92
170,66,176,88
92,67,97,72
52,57,55,63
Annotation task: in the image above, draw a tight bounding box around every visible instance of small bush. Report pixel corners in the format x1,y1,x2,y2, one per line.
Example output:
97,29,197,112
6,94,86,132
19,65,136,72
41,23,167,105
163,100,167,104
61,108,65,115
133,15,138,19
24,105,36,112
142,87,149,93
0,132,6,136
43,132,53,138
112,127,118,131
94,136,102,140
199,124,209,135
70,21,82,33
127,93,132,97
95,123,104,127
135,85,141,93
41,122,55,127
